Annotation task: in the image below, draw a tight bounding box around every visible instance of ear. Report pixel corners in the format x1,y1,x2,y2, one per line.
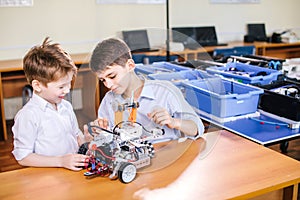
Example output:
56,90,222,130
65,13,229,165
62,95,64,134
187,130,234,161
31,80,42,93
126,59,136,72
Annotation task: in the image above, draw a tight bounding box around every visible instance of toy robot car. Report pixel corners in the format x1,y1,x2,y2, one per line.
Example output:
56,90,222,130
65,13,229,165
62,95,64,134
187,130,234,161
78,121,164,183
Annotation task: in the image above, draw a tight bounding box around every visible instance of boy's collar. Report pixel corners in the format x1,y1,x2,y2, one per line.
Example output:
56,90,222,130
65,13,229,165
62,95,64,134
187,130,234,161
32,93,61,111
139,80,155,100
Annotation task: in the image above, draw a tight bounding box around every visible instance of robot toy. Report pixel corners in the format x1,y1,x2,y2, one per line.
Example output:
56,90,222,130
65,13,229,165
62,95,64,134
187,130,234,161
78,103,165,183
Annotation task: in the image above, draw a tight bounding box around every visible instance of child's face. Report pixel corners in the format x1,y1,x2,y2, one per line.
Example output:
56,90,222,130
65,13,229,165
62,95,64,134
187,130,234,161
97,61,133,95
38,71,73,105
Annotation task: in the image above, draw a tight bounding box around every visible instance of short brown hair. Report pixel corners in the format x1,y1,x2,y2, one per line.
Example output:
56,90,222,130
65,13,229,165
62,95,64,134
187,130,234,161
90,38,132,73
23,37,77,86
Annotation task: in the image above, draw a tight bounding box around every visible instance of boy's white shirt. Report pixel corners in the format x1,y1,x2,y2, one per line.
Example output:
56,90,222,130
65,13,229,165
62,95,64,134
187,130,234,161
12,93,82,161
98,79,204,140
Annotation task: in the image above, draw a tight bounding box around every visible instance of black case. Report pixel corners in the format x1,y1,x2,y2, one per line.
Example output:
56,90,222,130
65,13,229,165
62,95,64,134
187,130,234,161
258,79,300,121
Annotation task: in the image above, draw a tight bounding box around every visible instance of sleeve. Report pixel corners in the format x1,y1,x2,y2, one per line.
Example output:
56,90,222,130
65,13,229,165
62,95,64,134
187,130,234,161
12,109,39,161
166,82,205,139
97,92,116,129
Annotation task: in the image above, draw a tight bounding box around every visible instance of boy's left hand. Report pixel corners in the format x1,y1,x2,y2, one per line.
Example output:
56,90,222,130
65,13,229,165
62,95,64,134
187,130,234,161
147,107,179,129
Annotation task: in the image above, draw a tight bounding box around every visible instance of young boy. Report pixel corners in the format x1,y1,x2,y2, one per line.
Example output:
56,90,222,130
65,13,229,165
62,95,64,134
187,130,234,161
89,38,204,140
12,37,89,171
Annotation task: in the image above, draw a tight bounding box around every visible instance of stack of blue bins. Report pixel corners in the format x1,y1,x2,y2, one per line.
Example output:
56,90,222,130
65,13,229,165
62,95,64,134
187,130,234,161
134,61,191,78
206,62,282,85
148,69,214,88
135,61,265,120
135,61,214,89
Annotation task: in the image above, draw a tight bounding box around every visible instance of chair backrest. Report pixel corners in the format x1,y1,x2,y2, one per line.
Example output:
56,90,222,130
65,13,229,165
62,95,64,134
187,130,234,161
213,48,235,57
132,54,145,63
132,54,178,64
213,45,255,57
233,46,256,55
22,85,33,106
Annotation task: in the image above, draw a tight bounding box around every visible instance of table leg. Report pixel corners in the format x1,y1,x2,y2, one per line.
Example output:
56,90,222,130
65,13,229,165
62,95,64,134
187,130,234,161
283,184,299,200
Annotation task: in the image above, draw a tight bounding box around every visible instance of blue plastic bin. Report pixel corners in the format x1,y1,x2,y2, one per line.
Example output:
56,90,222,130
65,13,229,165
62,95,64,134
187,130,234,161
181,78,264,118
148,70,214,86
134,61,191,76
206,62,282,85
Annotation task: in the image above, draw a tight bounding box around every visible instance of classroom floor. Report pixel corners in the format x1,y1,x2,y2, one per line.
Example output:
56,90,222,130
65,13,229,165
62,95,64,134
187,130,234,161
1,120,299,173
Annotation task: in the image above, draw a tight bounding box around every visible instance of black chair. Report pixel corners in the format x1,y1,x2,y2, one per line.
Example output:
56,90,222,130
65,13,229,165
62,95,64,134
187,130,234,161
132,54,178,64
22,85,33,106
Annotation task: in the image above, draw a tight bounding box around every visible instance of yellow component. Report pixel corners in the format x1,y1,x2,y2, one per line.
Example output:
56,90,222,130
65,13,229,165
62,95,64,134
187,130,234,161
114,110,123,127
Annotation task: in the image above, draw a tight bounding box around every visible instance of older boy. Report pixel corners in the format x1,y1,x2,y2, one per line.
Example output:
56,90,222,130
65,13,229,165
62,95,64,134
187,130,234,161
89,38,204,140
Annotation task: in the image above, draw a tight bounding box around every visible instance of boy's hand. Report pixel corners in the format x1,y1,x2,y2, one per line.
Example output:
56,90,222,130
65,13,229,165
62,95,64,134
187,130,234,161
77,125,94,146
60,154,89,171
147,107,180,129
94,117,109,129
84,118,109,137
82,125,94,142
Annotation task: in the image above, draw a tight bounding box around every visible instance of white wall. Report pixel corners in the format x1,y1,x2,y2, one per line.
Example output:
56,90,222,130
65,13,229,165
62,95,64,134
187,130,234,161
0,0,299,60
170,0,300,42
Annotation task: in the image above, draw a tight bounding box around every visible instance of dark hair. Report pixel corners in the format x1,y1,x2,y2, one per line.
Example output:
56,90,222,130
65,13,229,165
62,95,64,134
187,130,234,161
90,38,132,73
23,37,77,85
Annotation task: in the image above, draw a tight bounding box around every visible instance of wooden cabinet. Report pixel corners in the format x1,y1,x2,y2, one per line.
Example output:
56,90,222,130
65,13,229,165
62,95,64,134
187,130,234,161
0,74,6,141
253,41,300,59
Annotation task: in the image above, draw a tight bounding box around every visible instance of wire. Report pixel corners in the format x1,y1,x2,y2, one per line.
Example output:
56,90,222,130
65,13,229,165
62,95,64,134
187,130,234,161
95,148,115,160
113,120,162,134
249,117,289,127
87,122,115,136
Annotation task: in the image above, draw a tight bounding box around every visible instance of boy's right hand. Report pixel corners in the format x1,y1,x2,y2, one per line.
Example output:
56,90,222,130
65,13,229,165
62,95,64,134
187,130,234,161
94,117,109,129
60,153,89,171
85,118,109,136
